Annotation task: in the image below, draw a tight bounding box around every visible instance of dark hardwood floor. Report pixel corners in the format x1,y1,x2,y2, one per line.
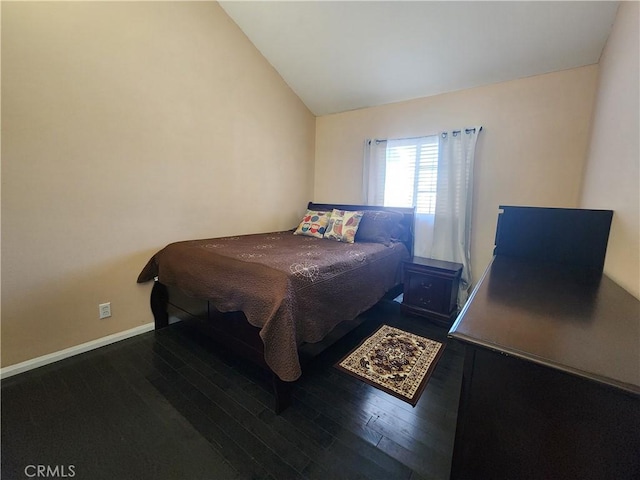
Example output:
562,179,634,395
1,299,464,480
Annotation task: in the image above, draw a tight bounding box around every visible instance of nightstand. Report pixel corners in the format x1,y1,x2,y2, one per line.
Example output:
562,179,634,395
401,256,463,327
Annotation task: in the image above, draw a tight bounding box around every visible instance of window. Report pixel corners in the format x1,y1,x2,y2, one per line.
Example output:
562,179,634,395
382,136,439,214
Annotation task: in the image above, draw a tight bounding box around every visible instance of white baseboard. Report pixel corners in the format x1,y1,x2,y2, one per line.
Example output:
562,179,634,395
0,323,155,380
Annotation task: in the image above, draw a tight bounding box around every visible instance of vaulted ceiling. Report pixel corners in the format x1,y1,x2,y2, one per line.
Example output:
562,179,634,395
219,1,619,116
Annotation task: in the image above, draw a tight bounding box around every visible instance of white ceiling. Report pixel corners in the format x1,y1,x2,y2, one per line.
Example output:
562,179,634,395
219,1,619,116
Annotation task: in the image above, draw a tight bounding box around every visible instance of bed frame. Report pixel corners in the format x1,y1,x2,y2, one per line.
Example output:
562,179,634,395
149,202,415,413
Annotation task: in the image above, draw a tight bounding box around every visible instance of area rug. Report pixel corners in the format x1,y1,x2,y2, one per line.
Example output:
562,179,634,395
335,325,444,406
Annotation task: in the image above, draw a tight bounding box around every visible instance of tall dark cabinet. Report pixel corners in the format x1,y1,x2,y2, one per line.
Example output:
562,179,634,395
448,206,640,480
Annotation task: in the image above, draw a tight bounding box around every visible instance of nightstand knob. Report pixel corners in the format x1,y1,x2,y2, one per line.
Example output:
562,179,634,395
421,282,433,289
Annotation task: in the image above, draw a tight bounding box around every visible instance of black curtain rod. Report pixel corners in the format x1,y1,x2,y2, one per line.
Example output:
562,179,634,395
442,127,482,138
372,126,481,144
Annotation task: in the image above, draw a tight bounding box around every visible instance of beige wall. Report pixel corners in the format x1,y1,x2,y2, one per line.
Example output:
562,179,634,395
315,66,599,285
580,1,639,299
1,2,315,367
4,2,635,370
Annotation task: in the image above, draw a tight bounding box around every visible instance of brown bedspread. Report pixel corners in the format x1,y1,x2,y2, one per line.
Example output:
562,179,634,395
138,231,409,381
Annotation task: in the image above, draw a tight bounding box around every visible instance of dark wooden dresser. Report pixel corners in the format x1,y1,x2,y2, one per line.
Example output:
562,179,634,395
448,206,640,480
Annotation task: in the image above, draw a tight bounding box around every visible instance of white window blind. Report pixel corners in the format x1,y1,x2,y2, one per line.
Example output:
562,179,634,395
383,136,439,214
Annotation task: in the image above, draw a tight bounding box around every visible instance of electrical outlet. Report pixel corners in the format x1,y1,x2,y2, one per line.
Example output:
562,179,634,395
99,302,111,319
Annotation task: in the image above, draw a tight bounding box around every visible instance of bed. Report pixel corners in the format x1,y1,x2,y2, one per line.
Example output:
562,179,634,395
137,202,415,412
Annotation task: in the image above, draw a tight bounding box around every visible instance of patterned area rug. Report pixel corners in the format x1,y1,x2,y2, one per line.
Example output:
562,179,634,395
336,325,445,405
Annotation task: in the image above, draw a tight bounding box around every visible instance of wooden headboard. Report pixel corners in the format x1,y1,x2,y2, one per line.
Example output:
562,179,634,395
307,202,416,257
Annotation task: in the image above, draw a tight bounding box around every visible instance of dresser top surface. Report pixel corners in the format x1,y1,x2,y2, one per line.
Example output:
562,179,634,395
449,255,640,394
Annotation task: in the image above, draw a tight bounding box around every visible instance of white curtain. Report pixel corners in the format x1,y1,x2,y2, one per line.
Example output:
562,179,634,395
362,139,387,206
429,127,481,306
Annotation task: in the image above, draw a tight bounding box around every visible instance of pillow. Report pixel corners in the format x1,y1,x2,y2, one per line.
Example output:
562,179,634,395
293,209,332,238
324,209,364,243
391,223,410,243
355,210,404,246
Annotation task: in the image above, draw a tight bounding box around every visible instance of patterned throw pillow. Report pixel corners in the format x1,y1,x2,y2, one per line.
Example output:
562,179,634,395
324,209,364,243
293,209,332,238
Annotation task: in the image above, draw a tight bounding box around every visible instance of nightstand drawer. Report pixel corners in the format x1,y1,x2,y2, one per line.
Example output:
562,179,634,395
405,273,447,312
